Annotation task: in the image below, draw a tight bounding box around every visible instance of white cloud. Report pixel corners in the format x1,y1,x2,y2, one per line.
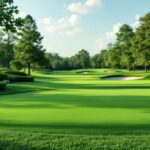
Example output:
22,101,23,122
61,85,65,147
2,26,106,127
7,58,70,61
67,0,102,14
41,14,82,36
131,14,141,30
95,23,121,49
95,14,141,50
15,11,27,18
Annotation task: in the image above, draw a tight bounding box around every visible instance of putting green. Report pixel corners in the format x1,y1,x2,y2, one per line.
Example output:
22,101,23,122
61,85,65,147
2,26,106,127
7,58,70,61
0,69,150,134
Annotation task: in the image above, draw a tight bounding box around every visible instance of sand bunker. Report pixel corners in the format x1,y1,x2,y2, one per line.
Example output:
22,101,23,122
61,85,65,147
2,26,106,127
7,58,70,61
77,71,92,74
81,72,89,74
103,76,144,80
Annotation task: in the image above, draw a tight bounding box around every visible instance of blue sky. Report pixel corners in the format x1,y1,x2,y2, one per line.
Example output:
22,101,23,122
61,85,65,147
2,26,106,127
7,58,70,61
14,0,150,57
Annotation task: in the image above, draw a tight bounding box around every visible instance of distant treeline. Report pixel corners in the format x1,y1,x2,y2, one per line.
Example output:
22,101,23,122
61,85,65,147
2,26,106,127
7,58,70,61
0,8,150,72
45,12,150,72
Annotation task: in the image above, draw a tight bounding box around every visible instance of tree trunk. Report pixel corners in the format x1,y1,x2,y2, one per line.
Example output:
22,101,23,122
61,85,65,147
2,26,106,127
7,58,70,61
132,66,135,71
145,65,147,72
28,63,31,76
24,67,26,73
128,66,131,72
7,33,10,69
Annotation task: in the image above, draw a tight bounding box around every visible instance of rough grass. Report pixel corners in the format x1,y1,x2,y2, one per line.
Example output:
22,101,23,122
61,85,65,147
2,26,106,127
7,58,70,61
0,69,150,149
0,132,150,150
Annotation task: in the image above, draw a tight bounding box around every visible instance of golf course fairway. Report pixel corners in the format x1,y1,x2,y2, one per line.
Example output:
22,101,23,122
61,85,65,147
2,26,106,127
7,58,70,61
0,69,150,149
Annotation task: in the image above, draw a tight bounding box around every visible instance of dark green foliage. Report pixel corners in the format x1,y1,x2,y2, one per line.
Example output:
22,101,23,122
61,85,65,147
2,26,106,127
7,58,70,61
132,12,150,72
5,70,27,76
92,50,107,68
45,50,91,70
106,45,122,68
7,75,34,82
116,24,135,70
0,0,22,32
10,60,23,71
0,82,6,91
0,73,7,81
0,30,15,68
71,49,91,69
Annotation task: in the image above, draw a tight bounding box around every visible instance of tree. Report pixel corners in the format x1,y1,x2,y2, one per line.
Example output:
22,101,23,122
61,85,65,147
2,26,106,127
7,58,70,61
0,30,15,68
0,31,9,67
15,15,46,75
92,50,107,68
132,12,150,72
0,0,22,32
71,49,91,69
92,53,101,68
107,45,121,69
116,24,135,70
0,1,22,68
4,31,15,68
78,49,91,68
62,58,71,70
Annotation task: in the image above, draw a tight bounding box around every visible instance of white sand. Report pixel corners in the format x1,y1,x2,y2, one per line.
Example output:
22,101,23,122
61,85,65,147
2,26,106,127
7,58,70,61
106,70,113,73
81,72,89,74
104,76,144,80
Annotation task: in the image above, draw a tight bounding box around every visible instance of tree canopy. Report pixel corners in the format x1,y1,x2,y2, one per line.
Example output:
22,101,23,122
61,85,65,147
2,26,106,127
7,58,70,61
0,0,22,31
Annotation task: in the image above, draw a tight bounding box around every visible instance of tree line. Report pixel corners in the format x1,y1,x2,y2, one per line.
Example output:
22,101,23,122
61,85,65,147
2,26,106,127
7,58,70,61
45,12,150,72
0,1,150,75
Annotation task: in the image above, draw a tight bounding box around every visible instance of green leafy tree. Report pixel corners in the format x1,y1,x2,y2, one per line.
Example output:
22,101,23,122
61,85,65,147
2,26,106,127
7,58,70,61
92,50,107,68
116,24,135,70
107,45,121,69
0,30,15,68
15,15,46,75
0,0,22,32
4,31,15,68
132,12,150,72
0,0,22,68
71,49,91,69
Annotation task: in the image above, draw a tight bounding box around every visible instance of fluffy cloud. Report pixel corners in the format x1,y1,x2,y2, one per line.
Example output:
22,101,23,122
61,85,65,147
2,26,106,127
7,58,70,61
95,23,121,49
67,0,102,14
95,15,141,50
41,14,82,36
131,14,141,30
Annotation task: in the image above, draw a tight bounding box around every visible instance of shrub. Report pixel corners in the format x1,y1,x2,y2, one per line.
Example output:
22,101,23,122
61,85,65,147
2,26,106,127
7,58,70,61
0,73,7,81
10,60,23,71
5,71,27,76
0,82,6,91
8,75,34,83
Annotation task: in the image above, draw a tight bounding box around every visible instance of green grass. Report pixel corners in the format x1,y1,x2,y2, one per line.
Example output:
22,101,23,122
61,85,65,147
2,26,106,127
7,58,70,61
0,69,150,149
0,132,150,150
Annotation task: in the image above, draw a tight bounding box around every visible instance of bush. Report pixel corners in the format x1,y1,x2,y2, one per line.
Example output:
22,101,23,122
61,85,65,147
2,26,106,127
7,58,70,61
8,75,34,83
5,71,27,76
0,82,6,91
0,73,7,81
10,60,23,71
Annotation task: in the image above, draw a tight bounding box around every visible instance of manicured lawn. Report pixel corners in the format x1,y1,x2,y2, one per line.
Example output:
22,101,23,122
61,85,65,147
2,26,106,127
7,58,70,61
0,69,150,149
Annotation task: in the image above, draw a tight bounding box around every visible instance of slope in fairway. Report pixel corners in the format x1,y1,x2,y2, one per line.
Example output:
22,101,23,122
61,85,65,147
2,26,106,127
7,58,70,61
0,69,150,134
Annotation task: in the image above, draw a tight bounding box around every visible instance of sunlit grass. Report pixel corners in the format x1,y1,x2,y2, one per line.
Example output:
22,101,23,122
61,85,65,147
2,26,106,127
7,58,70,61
0,69,149,134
